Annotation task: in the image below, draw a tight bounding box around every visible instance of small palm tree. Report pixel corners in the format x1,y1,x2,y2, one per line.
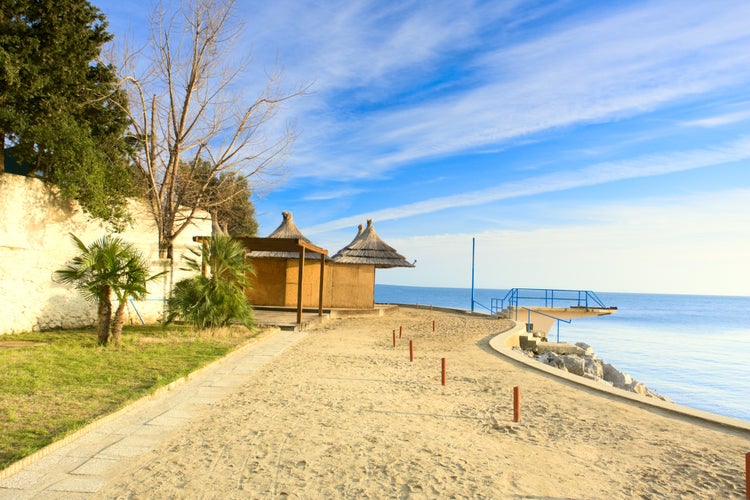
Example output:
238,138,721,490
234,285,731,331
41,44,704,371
167,234,254,328
55,234,157,345
110,250,154,344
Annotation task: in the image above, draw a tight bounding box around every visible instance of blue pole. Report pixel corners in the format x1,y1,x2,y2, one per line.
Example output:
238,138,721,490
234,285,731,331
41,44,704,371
471,238,476,312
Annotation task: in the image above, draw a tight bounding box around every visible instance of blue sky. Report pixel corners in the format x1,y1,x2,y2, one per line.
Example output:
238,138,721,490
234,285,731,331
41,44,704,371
98,0,750,296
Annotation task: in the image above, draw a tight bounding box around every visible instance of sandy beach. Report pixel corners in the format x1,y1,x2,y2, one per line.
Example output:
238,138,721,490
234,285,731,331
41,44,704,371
97,307,749,498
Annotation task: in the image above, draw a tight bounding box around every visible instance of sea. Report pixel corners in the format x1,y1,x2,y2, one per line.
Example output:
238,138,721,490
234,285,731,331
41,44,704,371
374,284,750,422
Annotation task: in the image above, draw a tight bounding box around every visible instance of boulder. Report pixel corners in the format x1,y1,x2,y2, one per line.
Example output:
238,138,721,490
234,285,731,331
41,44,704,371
535,342,587,356
583,357,603,379
575,342,594,356
556,354,584,376
603,363,633,389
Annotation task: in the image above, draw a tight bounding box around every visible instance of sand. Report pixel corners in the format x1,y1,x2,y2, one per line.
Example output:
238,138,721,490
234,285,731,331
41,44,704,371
97,307,749,499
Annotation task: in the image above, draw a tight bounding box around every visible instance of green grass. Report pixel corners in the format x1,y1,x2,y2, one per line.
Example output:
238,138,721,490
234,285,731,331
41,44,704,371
0,324,260,470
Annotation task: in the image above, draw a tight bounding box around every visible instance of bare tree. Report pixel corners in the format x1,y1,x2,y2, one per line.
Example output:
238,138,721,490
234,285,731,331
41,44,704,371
118,0,298,258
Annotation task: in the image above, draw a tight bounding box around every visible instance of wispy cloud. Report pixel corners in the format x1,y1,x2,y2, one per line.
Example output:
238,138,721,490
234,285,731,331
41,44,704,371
684,110,750,128
267,0,750,180
302,188,366,201
304,135,750,233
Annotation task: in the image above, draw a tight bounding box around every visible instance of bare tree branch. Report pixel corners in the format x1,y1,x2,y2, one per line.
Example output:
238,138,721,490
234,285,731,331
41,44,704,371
113,0,301,257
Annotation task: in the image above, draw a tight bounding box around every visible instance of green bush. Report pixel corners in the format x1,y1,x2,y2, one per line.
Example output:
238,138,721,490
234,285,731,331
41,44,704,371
167,234,254,328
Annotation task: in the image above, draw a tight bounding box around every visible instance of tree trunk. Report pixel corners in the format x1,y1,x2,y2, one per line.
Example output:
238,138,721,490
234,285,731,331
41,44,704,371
97,290,112,345
110,300,126,345
1,134,5,173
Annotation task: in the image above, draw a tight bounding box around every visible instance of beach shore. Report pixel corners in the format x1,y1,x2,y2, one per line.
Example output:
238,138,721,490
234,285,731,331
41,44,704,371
97,307,749,498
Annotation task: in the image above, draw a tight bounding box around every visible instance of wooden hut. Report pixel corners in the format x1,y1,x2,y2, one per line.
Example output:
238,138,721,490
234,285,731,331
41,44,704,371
244,211,328,309
331,219,415,269
327,218,414,308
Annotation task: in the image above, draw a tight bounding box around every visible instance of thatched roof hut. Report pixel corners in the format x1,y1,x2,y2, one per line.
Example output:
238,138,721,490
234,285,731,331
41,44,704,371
331,219,414,268
247,211,324,260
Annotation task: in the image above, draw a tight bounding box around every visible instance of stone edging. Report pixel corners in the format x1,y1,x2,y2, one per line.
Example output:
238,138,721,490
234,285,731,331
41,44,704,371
488,321,750,433
0,327,281,481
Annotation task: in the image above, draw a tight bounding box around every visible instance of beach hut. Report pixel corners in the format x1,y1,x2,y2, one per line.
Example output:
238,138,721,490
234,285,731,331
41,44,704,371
331,219,415,269
242,212,327,315
324,219,414,308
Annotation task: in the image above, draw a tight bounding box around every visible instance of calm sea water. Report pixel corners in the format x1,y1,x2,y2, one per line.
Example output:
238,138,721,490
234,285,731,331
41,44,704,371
375,284,750,422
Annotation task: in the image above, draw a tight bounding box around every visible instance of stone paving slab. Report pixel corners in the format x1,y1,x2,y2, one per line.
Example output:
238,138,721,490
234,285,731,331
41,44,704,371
0,329,307,498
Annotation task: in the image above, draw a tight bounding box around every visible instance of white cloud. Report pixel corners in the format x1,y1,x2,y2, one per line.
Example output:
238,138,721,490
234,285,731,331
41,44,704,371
271,0,750,180
381,188,750,295
684,109,750,128
304,135,750,234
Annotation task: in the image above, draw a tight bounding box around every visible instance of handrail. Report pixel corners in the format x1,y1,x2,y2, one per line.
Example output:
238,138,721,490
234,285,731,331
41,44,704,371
492,287,612,314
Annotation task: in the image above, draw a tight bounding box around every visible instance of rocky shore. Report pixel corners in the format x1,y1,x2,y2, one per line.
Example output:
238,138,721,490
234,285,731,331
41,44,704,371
515,333,668,400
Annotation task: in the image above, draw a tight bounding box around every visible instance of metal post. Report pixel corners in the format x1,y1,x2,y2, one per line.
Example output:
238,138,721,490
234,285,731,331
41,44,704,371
471,238,476,312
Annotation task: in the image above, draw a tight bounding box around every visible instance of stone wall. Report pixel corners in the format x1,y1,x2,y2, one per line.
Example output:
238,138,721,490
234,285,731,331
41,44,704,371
0,173,212,335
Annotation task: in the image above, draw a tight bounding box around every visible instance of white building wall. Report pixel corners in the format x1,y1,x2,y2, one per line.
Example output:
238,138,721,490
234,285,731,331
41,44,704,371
0,173,212,334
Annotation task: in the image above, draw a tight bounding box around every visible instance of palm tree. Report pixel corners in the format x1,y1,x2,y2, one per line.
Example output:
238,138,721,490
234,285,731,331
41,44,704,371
55,234,156,345
167,234,254,328
110,250,154,344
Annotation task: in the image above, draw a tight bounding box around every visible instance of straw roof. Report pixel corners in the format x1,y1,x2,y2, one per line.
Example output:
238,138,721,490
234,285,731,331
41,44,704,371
247,211,324,260
331,219,415,268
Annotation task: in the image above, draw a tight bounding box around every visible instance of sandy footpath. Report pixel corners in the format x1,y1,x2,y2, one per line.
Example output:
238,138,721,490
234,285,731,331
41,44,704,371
98,308,749,498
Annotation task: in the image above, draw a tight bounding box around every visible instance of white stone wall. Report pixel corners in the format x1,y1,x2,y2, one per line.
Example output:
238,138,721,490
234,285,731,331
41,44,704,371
0,173,212,334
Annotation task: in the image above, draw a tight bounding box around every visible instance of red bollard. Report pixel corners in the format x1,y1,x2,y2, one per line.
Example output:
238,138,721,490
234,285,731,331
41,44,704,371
441,358,447,385
513,386,521,423
392,329,396,347
409,340,414,362
399,325,403,338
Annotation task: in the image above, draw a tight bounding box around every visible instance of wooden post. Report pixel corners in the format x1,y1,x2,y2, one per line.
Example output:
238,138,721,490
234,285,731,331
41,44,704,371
296,247,305,325
399,326,402,338
441,358,446,385
409,340,414,362
513,386,521,423
746,451,749,500
432,320,436,332
392,329,396,347
318,257,325,317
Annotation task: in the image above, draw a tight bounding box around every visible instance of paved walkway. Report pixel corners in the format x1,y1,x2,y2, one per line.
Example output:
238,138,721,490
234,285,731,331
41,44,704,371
0,329,307,499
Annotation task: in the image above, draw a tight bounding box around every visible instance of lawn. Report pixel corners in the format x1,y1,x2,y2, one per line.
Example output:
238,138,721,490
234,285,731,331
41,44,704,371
0,324,261,470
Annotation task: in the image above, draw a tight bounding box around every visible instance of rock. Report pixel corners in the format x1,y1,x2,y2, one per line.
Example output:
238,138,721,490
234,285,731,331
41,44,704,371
627,381,648,396
558,354,585,376
583,357,603,379
536,351,557,364
535,342,587,356
575,342,593,356
603,363,633,389
528,340,662,400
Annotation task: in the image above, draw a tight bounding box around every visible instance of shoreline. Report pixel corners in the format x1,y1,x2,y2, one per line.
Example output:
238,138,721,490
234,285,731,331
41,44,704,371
395,302,750,431
486,314,750,433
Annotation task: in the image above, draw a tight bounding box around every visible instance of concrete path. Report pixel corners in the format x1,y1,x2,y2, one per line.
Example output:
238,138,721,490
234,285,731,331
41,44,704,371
0,329,307,499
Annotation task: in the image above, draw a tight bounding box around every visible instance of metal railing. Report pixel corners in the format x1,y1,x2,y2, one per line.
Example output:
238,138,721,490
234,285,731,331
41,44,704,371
491,287,610,315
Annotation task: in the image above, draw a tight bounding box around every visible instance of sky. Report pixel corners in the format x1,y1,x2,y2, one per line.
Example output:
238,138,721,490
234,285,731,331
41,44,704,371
97,0,750,296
